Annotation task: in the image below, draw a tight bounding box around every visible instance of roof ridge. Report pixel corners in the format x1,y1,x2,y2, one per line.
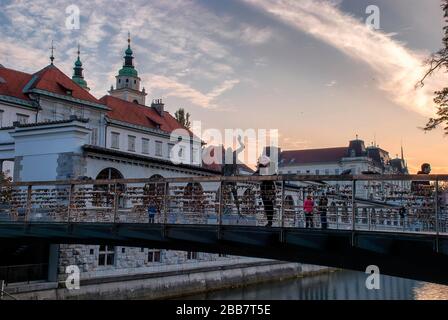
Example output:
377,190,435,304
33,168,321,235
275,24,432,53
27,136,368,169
0,67,32,77
283,146,348,152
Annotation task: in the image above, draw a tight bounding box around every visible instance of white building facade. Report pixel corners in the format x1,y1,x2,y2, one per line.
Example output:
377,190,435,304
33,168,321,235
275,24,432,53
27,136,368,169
0,38,233,286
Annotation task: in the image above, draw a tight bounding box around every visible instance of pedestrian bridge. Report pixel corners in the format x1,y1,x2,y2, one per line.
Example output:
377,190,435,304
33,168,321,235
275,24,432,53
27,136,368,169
1,174,448,285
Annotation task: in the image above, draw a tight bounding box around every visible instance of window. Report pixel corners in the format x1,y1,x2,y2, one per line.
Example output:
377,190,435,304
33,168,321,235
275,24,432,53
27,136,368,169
90,128,98,145
335,169,340,175
178,146,185,160
168,143,174,159
111,132,120,149
155,141,163,157
315,169,320,175
148,250,161,263
187,251,198,260
128,135,136,152
0,110,3,127
297,170,301,174
16,113,29,124
98,245,115,266
142,138,149,154
325,169,330,175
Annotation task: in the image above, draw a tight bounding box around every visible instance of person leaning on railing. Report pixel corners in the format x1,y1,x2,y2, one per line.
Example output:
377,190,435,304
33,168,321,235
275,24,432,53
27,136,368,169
411,163,433,197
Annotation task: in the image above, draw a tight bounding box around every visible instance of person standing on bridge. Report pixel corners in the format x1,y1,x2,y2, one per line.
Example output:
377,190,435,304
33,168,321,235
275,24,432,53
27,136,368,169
222,135,245,217
304,195,315,228
254,155,277,227
318,194,328,229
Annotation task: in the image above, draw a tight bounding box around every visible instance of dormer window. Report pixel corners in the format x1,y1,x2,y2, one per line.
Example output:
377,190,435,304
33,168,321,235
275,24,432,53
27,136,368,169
133,100,139,104
57,82,74,97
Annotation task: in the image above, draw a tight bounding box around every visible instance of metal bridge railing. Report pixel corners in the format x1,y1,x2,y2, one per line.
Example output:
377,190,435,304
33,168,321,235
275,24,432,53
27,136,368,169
0,174,447,237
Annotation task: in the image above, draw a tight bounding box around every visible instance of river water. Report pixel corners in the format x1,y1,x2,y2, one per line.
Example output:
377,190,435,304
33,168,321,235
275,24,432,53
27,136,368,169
182,270,448,300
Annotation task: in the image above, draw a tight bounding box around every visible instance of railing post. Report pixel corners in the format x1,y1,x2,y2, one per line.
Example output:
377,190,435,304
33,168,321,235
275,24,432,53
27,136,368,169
25,185,32,222
351,179,356,245
217,180,224,240
368,210,371,231
280,179,286,242
0,280,4,300
113,183,119,223
435,178,440,253
161,181,169,238
162,181,168,225
67,184,75,223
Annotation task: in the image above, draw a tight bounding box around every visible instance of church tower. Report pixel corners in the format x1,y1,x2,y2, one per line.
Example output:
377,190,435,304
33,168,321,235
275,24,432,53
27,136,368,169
109,33,147,105
72,44,90,91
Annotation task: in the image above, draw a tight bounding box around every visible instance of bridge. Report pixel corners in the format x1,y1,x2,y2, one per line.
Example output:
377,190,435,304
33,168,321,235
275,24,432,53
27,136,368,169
0,174,448,285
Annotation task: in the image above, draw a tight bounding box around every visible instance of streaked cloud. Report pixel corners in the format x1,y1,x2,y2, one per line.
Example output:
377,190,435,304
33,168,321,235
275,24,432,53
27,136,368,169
243,0,447,117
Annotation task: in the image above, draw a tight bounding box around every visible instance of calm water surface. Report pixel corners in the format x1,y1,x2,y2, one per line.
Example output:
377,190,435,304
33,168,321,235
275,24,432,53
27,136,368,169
181,270,448,300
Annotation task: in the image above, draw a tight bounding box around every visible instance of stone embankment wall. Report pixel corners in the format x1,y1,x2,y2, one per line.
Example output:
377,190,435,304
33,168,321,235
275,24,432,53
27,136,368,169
8,259,334,300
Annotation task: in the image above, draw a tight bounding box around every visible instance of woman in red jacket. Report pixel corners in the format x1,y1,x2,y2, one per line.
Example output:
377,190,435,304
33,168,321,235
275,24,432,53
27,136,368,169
304,195,315,228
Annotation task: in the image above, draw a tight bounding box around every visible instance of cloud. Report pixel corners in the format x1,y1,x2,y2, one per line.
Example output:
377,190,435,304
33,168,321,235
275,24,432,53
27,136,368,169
146,74,239,109
243,0,448,117
0,0,251,107
326,80,337,87
240,26,273,44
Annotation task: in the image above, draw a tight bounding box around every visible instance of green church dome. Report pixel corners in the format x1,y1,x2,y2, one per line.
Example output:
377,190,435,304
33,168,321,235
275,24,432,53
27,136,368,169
118,66,138,77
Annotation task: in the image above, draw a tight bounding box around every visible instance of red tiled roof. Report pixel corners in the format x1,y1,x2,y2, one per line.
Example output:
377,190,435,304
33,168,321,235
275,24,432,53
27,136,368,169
0,65,101,105
280,147,348,165
101,95,192,135
0,67,33,101
28,65,101,104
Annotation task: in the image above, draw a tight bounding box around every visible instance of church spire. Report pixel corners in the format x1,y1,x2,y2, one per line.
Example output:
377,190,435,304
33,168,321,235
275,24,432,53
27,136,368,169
110,32,146,105
119,32,138,77
50,40,55,65
401,142,405,161
72,44,89,91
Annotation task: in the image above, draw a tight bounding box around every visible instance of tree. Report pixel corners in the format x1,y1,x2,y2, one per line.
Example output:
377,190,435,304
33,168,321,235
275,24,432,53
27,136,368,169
418,1,448,134
175,108,191,129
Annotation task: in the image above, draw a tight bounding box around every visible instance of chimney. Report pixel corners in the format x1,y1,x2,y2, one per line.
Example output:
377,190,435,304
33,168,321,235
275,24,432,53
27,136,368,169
151,99,164,116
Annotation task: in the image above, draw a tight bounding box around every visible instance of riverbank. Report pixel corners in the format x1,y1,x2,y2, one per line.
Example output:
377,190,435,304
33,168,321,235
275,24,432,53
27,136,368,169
7,259,335,300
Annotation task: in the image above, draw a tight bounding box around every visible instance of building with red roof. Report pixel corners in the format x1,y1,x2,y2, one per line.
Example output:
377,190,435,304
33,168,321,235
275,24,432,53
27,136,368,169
277,138,408,176
0,35,212,182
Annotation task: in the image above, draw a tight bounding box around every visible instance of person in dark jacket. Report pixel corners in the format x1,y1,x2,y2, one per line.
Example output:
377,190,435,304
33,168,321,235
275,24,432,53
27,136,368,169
254,156,276,227
411,163,432,196
318,194,329,229
222,136,245,216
